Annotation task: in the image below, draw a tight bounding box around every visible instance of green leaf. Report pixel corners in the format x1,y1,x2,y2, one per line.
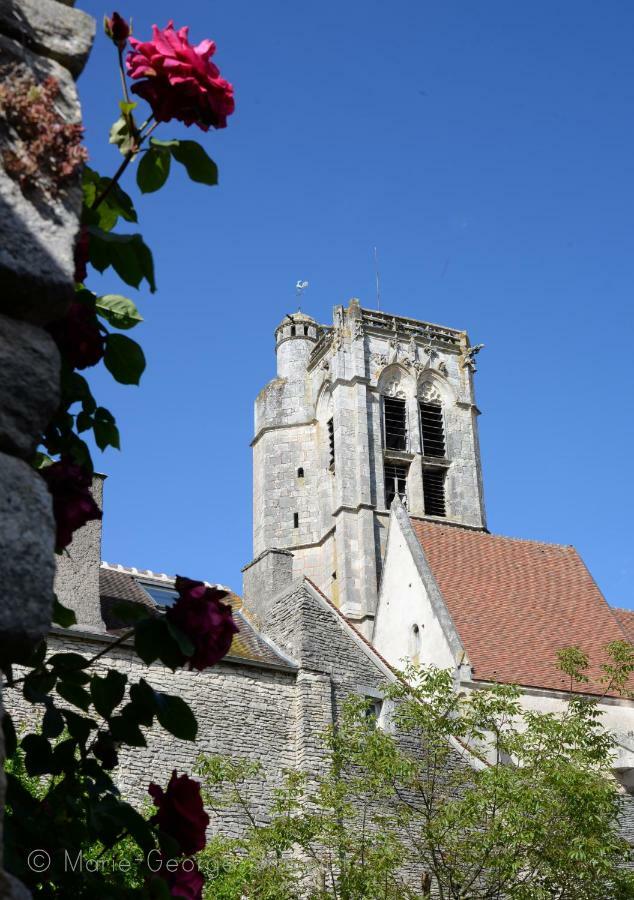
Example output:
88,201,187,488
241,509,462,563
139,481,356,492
154,692,198,741
87,227,156,292
56,681,91,712
76,409,93,433
135,618,185,669
22,733,54,776
51,596,77,628
91,670,127,719
42,703,65,739
23,670,56,703
128,679,157,726
169,140,218,186
62,709,96,744
109,115,136,156
165,621,195,658
137,147,171,193
109,713,146,747
112,600,153,624
93,407,121,451
96,294,143,330
119,100,138,115
48,652,89,672
104,333,146,385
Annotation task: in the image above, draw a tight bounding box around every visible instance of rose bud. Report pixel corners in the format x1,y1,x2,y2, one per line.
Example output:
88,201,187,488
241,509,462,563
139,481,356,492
104,12,130,50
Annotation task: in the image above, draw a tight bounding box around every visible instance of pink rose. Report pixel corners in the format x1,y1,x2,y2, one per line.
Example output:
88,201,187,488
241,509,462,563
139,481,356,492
41,459,102,552
126,21,235,130
166,576,239,670
148,770,209,857
48,299,106,370
104,12,130,51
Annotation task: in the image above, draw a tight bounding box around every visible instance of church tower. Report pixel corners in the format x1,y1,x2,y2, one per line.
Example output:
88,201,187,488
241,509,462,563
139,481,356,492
247,299,486,633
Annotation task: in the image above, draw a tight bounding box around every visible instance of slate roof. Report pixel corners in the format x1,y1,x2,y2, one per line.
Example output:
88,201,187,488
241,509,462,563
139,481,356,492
99,565,295,669
409,519,632,697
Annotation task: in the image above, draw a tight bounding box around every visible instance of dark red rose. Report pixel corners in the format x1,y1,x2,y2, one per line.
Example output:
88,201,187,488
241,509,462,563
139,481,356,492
166,577,238,670
104,12,130,51
93,731,118,770
73,226,90,283
41,458,102,552
148,770,209,857
159,859,204,900
126,21,234,131
48,299,106,370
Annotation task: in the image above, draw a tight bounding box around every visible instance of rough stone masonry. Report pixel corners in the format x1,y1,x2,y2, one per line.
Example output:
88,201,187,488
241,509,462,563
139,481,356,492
0,1,95,895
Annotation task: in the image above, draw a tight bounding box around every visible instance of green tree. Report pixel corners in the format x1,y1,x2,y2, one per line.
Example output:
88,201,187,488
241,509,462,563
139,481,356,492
195,643,634,900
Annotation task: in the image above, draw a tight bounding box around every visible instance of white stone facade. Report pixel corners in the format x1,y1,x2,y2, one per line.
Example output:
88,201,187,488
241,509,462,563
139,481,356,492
251,299,486,630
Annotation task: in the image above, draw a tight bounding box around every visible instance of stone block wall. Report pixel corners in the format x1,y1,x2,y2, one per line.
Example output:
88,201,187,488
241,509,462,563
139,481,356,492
0,1,95,895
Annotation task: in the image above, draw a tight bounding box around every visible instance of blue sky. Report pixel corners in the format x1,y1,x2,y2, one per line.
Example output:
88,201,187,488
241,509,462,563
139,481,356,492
78,0,633,608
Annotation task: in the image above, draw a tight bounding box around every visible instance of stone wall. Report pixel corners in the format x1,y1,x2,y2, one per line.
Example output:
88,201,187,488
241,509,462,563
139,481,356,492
0,1,95,895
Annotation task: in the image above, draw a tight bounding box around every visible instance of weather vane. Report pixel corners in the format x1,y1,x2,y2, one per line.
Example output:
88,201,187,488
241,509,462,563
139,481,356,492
295,280,309,310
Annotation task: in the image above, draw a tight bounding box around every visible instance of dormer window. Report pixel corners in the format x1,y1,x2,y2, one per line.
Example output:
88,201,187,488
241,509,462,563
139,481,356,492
138,581,178,607
383,397,407,451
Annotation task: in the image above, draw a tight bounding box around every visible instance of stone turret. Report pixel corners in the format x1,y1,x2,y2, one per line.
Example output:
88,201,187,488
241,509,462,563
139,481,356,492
245,299,486,636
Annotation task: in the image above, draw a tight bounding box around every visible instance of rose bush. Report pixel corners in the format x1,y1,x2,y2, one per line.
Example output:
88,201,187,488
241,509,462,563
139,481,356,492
127,21,235,130
3,10,237,897
167,577,239,670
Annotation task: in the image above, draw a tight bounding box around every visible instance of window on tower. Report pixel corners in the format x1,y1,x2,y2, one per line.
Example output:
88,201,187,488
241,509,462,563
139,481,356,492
419,400,446,457
383,397,407,450
422,468,446,517
327,418,335,471
384,462,409,508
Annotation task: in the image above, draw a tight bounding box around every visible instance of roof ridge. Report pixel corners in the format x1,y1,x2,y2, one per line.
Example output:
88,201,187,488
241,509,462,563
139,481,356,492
409,518,575,552
100,561,233,593
611,606,634,615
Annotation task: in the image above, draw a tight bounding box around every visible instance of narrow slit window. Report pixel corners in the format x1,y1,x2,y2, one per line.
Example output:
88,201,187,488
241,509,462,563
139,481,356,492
419,402,446,457
327,418,335,471
303,325,309,335
383,397,407,451
290,325,296,336
423,468,446,517
297,467,304,478
293,512,299,528
384,462,409,508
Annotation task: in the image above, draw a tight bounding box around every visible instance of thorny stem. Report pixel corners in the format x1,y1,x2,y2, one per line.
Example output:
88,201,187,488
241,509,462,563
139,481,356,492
117,48,131,105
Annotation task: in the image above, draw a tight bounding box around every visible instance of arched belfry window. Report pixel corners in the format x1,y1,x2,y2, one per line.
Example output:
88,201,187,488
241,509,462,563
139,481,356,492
418,382,445,458
419,381,448,518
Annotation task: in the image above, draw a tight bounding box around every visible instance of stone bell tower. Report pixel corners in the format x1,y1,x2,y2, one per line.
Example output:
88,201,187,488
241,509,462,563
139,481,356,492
246,299,486,634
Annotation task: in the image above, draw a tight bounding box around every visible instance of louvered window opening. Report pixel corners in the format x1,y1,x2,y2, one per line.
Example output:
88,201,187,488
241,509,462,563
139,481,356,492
423,468,446,517
384,397,407,450
419,402,446,457
384,462,408,508
327,418,335,471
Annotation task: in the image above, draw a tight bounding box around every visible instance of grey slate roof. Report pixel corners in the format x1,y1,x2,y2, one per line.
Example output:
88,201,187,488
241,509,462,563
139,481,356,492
99,564,295,670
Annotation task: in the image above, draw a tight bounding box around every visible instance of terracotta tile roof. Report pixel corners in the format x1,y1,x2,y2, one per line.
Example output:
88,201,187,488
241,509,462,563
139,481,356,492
99,565,294,669
409,519,632,697
612,608,634,643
